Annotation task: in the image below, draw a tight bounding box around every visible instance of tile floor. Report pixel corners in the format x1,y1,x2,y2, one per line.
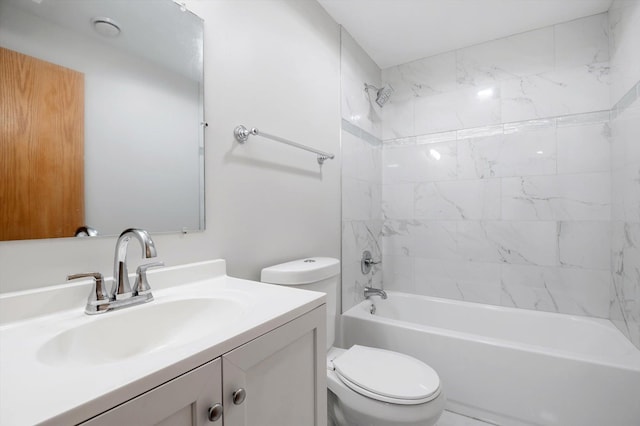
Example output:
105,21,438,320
437,410,496,426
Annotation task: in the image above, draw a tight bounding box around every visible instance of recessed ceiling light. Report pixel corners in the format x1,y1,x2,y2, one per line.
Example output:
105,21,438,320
91,17,121,38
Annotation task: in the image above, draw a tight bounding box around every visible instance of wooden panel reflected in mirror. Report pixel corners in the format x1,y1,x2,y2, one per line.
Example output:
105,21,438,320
1,47,84,240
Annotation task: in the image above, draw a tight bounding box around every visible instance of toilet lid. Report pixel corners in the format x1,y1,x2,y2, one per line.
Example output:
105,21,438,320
332,345,441,405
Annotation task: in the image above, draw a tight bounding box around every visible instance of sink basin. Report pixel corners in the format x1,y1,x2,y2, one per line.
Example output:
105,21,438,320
37,298,245,366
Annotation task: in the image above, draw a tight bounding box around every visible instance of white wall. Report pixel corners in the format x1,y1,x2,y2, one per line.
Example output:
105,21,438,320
0,0,341,292
341,29,383,138
609,0,640,105
191,0,341,280
85,65,202,234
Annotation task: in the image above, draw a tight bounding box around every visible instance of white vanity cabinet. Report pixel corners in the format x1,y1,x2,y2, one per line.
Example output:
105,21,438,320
0,260,327,425
222,303,326,426
81,359,223,426
80,305,326,426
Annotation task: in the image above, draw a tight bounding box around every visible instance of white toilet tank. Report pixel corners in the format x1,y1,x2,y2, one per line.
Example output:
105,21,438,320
261,257,340,349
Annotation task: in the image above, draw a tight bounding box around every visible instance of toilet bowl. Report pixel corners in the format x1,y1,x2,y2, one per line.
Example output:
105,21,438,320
327,346,445,426
261,258,446,426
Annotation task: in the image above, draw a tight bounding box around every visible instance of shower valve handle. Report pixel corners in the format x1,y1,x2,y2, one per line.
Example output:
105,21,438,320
361,250,381,274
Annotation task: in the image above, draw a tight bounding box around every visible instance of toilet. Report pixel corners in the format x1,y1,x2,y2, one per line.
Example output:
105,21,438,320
261,257,445,426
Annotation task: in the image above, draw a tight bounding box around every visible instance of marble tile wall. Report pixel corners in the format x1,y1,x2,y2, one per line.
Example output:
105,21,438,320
381,14,614,318
382,113,612,316
609,0,640,349
341,28,383,139
608,0,640,106
340,29,383,312
382,13,610,139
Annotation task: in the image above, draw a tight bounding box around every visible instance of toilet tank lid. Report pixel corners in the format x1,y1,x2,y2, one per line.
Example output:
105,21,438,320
261,257,340,285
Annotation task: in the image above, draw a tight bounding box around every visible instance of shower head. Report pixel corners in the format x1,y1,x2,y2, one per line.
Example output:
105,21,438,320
364,83,394,107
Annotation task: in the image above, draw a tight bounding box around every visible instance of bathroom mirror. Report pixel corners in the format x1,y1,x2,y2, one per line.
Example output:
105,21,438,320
0,0,204,241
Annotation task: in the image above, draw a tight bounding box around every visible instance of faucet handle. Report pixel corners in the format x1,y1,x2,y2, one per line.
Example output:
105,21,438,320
68,272,111,314
134,262,164,297
361,250,381,274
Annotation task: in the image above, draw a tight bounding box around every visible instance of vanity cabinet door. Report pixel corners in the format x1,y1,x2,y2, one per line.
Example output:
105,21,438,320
222,305,326,426
81,358,222,426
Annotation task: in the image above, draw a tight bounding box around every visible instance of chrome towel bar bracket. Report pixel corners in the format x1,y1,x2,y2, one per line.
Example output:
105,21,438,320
234,125,335,165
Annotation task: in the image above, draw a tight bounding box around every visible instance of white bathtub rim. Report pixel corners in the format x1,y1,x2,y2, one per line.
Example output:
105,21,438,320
345,292,640,371
368,291,616,326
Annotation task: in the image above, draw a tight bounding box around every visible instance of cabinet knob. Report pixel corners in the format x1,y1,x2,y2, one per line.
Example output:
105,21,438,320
208,403,223,422
232,388,246,405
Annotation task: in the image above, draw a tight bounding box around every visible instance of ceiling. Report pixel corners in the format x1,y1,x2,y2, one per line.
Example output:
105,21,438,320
317,0,614,69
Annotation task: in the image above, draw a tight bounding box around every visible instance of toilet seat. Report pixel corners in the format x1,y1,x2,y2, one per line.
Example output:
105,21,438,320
331,345,441,405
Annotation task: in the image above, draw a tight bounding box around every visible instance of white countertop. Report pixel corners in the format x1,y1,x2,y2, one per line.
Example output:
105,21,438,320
0,260,325,426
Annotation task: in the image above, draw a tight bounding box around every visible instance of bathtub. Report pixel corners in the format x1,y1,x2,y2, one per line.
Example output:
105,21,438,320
340,292,640,426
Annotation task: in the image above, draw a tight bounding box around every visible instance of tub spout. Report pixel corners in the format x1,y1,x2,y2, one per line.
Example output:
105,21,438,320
364,286,387,300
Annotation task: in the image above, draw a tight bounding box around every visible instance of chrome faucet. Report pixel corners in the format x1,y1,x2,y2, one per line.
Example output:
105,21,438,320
361,250,381,274
67,228,163,314
113,228,157,300
364,286,387,300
